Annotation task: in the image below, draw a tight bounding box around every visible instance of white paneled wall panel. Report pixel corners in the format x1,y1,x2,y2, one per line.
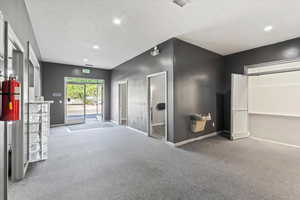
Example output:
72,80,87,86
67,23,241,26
249,71,300,116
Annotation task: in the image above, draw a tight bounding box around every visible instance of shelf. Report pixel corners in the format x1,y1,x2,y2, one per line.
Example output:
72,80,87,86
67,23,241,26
27,122,42,124
28,101,54,104
28,102,51,164
26,112,49,114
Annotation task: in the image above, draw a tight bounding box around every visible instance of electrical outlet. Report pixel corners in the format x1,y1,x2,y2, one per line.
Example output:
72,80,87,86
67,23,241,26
212,122,215,127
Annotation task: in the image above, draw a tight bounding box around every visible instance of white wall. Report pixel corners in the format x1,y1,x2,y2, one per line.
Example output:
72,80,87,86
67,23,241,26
249,71,300,116
249,114,300,146
248,71,300,146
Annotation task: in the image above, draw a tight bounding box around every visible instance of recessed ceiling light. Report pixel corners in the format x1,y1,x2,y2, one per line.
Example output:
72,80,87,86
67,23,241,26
93,45,100,50
83,58,88,62
113,18,122,25
264,25,273,32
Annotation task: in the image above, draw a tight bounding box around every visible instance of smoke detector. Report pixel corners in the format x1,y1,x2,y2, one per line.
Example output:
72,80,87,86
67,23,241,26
150,46,160,56
173,0,190,7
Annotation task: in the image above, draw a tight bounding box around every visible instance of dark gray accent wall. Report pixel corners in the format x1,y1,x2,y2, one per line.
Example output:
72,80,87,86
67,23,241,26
111,39,175,142
224,37,300,131
42,62,111,125
111,38,225,143
173,39,224,143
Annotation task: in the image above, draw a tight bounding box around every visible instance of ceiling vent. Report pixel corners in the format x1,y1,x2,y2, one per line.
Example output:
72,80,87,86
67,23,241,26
173,0,189,7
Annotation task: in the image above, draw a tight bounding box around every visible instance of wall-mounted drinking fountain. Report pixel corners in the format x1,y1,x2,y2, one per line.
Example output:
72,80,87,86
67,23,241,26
190,112,212,133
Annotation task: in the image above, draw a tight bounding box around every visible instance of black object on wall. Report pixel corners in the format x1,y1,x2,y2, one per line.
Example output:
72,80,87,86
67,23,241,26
42,62,111,125
223,37,300,132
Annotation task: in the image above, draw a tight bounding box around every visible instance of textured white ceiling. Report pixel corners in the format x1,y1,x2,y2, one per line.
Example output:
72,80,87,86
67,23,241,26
25,0,300,69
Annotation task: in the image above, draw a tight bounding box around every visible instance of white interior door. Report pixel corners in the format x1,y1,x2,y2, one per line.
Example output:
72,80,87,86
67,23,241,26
231,74,249,140
118,82,128,125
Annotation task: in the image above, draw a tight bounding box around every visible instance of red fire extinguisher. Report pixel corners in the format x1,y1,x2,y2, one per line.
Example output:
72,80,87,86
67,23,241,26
0,77,21,121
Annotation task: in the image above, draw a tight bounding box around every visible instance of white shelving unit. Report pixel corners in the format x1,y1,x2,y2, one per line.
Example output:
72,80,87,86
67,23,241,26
27,101,53,162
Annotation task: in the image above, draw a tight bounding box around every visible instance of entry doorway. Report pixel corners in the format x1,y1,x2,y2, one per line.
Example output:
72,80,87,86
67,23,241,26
65,77,105,125
118,81,128,125
147,72,168,140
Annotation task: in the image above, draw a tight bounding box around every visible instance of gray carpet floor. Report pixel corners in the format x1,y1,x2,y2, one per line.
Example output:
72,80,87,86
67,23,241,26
8,125,300,200
67,121,117,131
151,125,165,140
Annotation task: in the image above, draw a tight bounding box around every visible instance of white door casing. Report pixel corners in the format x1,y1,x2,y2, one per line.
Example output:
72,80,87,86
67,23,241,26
231,74,249,140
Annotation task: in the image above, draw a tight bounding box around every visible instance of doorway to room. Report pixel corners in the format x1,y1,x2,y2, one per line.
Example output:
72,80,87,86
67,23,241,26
118,81,128,126
147,72,168,140
65,77,105,125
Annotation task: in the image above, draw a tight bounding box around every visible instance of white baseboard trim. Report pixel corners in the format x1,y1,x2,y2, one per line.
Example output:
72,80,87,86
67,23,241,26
222,130,251,140
165,141,177,147
126,126,148,136
110,120,119,125
231,132,250,140
167,131,222,147
125,126,222,147
50,123,65,128
250,136,300,149
151,122,165,127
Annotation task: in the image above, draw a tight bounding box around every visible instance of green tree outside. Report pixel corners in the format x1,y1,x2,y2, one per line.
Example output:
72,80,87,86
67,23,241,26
66,78,104,105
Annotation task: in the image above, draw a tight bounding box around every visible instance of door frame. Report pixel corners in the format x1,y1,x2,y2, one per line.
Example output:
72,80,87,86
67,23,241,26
4,19,26,197
118,80,128,125
146,71,168,141
64,80,86,125
244,58,300,76
64,77,105,124
84,82,104,120
230,74,249,140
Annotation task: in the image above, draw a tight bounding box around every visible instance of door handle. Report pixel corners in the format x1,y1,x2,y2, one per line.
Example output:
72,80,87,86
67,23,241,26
150,107,153,122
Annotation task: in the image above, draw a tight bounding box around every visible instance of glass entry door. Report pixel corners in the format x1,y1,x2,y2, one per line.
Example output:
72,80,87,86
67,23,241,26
97,83,104,120
66,83,85,124
83,83,104,120
65,77,105,124
85,83,98,120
